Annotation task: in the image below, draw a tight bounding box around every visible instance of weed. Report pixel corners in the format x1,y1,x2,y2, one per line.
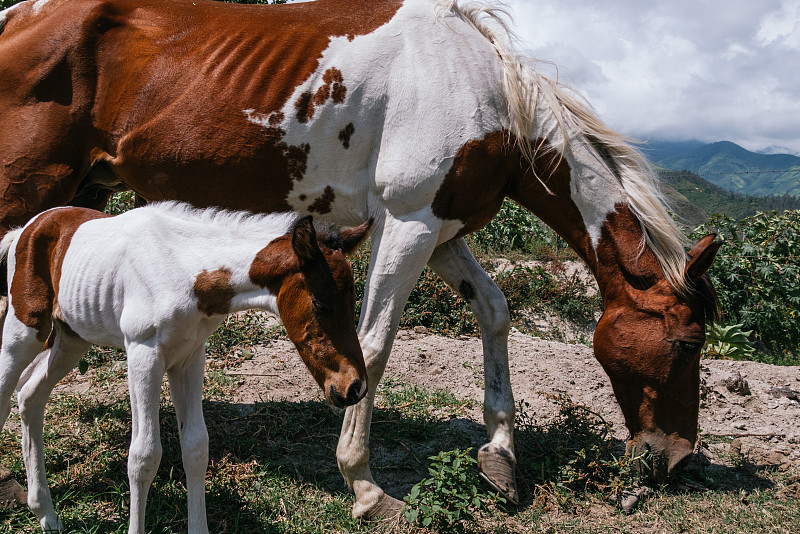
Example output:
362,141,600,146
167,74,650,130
514,395,641,504
404,449,501,532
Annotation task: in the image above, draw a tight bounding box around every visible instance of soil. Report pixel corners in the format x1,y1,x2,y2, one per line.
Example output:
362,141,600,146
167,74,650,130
221,326,800,471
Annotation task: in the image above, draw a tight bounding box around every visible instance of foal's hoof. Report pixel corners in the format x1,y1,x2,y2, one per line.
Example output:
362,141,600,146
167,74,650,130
477,443,519,505
0,464,27,508
361,492,405,520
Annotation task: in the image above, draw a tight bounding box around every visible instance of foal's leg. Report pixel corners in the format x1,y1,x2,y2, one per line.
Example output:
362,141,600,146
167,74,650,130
427,238,518,503
126,342,165,534
0,315,47,510
166,346,209,534
336,214,441,519
16,326,90,532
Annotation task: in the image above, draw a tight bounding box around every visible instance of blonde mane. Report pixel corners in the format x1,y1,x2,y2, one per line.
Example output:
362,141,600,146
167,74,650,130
438,0,690,293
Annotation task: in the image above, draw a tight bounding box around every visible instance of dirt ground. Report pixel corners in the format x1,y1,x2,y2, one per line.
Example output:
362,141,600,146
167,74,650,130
190,326,800,476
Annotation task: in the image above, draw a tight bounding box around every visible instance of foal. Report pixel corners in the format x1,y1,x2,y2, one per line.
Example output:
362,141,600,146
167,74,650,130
0,202,370,533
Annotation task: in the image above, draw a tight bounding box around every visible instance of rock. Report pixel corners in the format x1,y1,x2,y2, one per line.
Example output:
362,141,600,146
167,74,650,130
413,326,427,334
767,386,800,401
722,372,750,396
617,485,650,513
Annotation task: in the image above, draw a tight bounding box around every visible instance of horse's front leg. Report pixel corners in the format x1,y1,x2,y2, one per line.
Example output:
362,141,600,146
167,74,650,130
126,342,165,534
166,346,209,534
336,214,441,519
427,238,518,504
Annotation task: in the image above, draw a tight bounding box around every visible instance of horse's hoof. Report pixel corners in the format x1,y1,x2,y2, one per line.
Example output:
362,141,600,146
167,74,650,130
477,443,519,505
361,492,405,520
0,464,27,508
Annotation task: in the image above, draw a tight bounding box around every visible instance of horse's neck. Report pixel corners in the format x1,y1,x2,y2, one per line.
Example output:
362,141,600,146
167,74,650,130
506,141,665,299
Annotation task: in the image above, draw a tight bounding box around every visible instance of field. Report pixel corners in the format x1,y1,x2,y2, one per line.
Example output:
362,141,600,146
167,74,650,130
0,303,798,533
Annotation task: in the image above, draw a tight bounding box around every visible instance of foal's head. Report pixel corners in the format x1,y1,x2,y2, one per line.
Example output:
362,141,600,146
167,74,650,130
250,216,370,408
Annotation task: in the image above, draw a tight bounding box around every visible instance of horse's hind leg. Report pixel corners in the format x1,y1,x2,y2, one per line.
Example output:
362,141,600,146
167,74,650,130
427,238,518,504
16,324,90,532
166,345,209,534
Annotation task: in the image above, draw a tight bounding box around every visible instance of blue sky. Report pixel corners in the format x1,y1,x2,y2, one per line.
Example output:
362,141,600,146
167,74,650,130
503,0,800,155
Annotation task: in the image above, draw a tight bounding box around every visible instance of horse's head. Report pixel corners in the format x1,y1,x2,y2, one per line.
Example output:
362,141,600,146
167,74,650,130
593,235,721,482
250,216,371,409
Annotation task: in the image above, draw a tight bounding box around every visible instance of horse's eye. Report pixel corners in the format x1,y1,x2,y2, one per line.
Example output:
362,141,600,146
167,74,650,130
678,340,701,353
312,298,332,314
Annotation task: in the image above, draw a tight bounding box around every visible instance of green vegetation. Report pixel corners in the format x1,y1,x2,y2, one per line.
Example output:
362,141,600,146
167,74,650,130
403,449,500,532
692,210,800,364
658,170,800,221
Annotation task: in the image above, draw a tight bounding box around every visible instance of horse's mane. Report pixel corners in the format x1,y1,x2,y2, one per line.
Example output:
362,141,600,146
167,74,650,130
438,0,692,295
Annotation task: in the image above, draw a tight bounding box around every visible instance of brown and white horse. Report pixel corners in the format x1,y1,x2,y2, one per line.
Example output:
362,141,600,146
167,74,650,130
0,0,720,518
0,202,370,532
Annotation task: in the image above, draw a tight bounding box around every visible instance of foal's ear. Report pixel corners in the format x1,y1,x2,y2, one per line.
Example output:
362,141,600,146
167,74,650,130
685,234,722,282
292,216,323,264
338,218,373,256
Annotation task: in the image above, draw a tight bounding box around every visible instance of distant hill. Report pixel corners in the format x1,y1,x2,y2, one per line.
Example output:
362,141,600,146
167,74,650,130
656,169,800,224
645,140,800,197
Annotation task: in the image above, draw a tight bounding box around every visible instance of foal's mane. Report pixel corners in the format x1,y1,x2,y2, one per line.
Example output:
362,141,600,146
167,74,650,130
143,202,299,239
438,1,692,295
142,202,346,250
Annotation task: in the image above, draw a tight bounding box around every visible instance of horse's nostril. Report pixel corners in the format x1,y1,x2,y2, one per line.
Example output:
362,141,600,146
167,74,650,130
346,380,366,404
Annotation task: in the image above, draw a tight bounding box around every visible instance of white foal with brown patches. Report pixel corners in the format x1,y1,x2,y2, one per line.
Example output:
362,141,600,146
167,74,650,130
0,202,369,533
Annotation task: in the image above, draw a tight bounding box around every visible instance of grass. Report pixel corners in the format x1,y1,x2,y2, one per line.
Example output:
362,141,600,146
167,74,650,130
1,358,797,533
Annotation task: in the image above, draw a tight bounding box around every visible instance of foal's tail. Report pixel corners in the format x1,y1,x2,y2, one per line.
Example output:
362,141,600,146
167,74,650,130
0,228,21,298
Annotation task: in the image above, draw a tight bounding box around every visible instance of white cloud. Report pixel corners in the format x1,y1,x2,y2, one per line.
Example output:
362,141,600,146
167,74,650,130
503,0,800,153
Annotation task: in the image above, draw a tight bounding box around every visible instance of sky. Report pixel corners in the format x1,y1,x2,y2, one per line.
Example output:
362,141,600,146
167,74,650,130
286,0,799,154
501,0,800,155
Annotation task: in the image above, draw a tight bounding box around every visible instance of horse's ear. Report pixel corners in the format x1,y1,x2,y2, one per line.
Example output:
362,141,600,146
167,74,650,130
338,218,373,256
685,234,721,282
292,216,323,264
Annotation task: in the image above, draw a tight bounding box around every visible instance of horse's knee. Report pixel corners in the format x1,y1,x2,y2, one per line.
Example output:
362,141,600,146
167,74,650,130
475,285,510,339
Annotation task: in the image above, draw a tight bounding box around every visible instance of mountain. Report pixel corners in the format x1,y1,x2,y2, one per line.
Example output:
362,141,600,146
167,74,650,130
656,169,800,224
645,140,800,197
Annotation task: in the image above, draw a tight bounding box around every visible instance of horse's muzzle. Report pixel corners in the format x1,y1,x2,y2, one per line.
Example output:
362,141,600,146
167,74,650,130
628,431,694,483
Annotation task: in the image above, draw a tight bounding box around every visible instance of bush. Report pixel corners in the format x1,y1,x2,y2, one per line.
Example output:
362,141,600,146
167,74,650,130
692,210,800,364
350,246,600,337
470,199,569,258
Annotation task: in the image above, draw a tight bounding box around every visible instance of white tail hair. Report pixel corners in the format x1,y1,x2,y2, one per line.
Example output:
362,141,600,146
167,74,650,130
0,228,22,264
437,0,691,294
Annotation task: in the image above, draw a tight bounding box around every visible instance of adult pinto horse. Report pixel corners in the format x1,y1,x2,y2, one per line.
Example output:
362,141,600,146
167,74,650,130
0,0,719,519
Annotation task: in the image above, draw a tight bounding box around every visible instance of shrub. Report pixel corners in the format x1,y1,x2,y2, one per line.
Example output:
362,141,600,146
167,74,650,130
692,210,800,364
470,199,569,258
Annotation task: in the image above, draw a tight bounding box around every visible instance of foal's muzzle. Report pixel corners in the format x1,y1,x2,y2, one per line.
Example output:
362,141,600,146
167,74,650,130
329,379,367,408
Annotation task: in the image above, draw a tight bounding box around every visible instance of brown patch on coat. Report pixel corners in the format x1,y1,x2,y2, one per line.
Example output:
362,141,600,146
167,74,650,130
0,0,403,237
338,122,355,149
194,267,236,316
295,67,348,123
307,186,336,214
10,208,111,341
